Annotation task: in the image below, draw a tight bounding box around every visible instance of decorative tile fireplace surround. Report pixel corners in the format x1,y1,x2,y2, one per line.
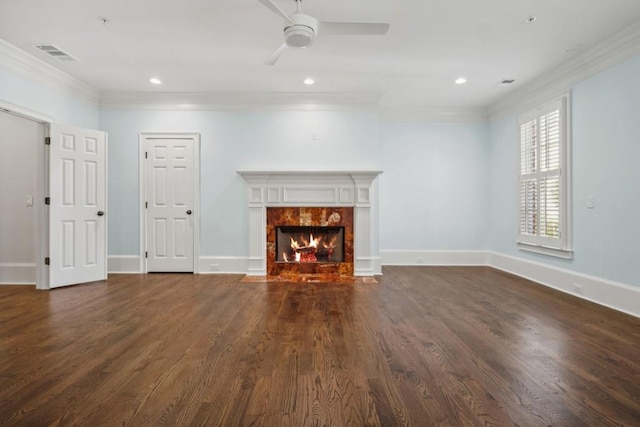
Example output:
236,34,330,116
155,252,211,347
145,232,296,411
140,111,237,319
267,206,353,278
237,171,381,278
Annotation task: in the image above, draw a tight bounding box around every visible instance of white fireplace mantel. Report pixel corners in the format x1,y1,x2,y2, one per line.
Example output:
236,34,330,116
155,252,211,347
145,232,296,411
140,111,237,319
237,170,382,276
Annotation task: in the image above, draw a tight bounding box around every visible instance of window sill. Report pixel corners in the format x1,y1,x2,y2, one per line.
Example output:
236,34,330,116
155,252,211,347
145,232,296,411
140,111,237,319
517,242,573,260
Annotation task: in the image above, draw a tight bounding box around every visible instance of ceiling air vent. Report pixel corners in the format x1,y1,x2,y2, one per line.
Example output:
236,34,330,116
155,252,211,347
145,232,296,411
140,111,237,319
33,44,77,61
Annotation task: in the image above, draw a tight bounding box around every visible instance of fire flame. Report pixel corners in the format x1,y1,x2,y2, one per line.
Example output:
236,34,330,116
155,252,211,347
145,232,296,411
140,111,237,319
290,237,300,249
290,233,321,250
282,232,337,263
323,234,337,249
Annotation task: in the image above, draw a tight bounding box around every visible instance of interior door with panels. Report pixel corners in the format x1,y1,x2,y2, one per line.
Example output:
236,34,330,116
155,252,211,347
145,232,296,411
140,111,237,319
145,137,195,272
48,124,107,288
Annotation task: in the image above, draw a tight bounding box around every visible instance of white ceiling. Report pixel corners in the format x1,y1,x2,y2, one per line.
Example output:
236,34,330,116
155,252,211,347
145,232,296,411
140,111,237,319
2,0,640,112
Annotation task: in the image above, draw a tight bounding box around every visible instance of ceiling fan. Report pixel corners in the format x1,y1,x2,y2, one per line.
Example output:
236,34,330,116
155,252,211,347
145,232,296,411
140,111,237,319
259,0,390,65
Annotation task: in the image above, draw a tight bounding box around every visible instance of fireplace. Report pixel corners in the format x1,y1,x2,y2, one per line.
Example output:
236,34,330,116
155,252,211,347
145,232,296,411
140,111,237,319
276,226,345,263
237,170,382,278
267,207,353,278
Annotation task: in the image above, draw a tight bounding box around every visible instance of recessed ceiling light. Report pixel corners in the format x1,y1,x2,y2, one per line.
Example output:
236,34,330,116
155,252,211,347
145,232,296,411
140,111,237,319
525,16,537,24
149,77,162,85
454,77,467,85
304,78,314,85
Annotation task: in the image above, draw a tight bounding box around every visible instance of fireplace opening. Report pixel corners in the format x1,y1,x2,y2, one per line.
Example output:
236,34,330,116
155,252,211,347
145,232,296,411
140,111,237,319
276,226,345,263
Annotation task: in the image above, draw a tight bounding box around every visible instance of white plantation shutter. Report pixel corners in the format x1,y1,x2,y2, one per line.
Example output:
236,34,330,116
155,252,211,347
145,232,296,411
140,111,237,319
518,94,571,256
520,179,537,235
540,176,560,238
540,110,560,171
520,118,537,236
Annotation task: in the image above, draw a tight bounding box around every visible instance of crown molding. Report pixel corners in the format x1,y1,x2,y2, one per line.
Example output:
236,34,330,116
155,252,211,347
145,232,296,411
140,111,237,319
0,39,99,108
487,20,640,120
380,108,488,124
5,16,639,123
99,91,383,112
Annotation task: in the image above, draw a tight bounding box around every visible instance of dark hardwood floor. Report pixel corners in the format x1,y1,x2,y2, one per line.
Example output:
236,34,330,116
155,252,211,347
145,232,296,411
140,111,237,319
0,266,639,426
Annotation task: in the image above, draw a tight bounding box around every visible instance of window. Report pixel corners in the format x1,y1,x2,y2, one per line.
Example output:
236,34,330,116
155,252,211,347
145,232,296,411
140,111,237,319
518,93,572,258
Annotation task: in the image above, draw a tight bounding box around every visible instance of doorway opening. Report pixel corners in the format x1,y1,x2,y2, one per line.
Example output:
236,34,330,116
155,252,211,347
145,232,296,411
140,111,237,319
0,108,44,287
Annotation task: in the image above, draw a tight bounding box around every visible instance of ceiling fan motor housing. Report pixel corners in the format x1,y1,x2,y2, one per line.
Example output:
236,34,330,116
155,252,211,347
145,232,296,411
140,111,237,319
284,14,318,48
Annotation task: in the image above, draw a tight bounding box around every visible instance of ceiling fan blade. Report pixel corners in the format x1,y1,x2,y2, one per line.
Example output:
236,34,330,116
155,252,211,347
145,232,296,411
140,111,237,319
258,0,294,24
265,43,287,65
319,21,390,36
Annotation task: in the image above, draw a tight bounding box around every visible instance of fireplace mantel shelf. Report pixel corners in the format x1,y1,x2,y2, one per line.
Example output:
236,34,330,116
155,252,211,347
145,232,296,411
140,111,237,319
237,170,382,185
237,170,382,175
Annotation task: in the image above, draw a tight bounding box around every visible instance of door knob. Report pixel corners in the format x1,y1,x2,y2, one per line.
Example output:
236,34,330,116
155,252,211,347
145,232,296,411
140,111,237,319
186,210,192,215
97,211,105,216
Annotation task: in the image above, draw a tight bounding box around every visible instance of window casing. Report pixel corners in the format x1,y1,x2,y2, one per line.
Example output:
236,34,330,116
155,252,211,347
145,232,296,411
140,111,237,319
518,93,572,258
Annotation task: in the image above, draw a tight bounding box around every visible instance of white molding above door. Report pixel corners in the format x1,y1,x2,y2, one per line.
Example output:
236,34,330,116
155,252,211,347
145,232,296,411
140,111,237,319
139,133,201,273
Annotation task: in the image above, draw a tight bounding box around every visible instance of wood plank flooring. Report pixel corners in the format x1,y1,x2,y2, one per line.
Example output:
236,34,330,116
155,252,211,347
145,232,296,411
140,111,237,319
0,266,639,426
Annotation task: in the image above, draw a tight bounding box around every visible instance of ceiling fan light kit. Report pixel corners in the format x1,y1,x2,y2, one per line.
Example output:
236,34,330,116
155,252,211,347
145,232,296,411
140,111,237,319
259,0,390,64
284,25,315,48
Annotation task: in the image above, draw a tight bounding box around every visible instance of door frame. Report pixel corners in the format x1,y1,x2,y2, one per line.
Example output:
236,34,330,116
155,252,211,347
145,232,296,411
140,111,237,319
138,133,201,274
0,99,54,289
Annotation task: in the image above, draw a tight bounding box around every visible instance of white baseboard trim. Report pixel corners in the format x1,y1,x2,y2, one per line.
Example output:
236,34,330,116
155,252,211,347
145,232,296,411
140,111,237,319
107,255,249,274
0,262,36,285
198,256,249,274
381,250,489,266
107,255,141,274
488,251,640,318
373,256,382,276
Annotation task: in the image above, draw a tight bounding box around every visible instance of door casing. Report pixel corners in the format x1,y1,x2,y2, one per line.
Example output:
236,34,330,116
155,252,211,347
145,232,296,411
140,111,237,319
139,133,201,273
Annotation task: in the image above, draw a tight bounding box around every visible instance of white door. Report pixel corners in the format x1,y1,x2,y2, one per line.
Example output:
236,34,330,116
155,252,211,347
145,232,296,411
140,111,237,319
145,137,195,272
48,124,107,288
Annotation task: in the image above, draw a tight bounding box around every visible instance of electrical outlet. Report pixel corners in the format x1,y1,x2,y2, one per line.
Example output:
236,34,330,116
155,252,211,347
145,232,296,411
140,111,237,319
573,283,584,295
416,257,424,264
587,196,595,209
210,264,220,271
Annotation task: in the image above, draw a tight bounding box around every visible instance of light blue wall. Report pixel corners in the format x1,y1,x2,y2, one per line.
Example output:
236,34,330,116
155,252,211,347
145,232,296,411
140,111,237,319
0,68,98,128
99,110,381,256
102,109,493,260
380,122,490,250
489,55,640,288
